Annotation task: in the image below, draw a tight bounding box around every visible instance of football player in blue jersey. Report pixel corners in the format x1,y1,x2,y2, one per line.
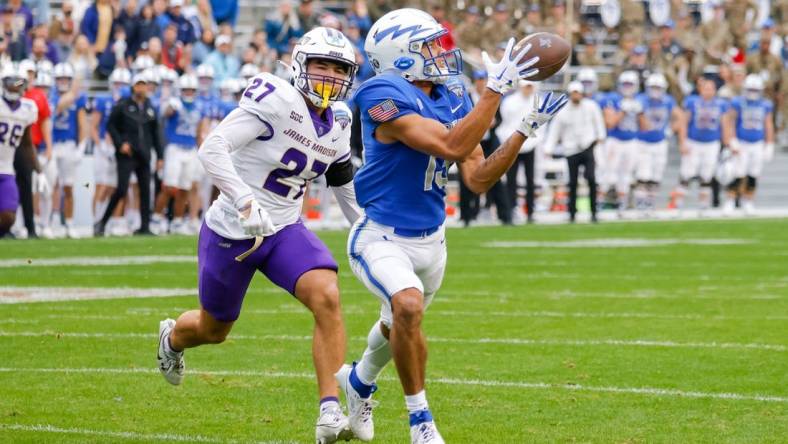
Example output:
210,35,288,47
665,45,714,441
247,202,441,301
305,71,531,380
603,71,648,215
334,9,568,444
634,73,682,214
725,74,774,214
51,63,90,238
674,77,732,213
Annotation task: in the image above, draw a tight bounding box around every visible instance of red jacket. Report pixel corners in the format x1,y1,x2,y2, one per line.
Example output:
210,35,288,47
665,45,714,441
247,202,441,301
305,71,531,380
24,87,51,147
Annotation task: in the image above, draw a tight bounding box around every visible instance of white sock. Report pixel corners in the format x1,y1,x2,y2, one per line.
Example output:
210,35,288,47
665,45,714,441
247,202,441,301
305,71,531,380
65,218,74,228
356,320,392,385
319,398,340,414
405,390,429,414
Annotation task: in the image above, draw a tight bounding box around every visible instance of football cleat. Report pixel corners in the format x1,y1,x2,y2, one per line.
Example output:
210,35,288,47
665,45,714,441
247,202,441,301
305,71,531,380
410,419,445,444
335,363,377,441
315,403,353,443
157,318,185,385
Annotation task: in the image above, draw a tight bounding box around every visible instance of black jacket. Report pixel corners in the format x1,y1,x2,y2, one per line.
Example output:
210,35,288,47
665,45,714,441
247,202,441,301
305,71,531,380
107,96,164,162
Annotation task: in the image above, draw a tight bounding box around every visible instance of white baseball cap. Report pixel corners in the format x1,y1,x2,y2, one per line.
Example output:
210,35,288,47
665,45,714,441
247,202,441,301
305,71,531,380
215,35,232,46
568,81,584,94
170,0,184,7
132,73,147,85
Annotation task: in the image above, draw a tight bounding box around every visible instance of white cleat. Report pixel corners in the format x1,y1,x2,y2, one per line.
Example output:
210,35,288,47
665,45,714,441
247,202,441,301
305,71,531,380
40,226,54,239
411,420,445,444
335,363,377,441
722,200,735,216
743,201,755,215
315,403,353,444
66,226,79,239
157,319,184,385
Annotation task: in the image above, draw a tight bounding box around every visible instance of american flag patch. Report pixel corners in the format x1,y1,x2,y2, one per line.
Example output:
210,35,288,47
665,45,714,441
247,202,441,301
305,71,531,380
368,99,399,122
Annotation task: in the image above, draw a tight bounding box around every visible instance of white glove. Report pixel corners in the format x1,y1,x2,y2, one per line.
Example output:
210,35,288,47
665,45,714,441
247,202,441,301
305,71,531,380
34,172,50,194
518,91,569,138
764,142,775,162
167,96,183,114
481,38,540,95
238,199,276,237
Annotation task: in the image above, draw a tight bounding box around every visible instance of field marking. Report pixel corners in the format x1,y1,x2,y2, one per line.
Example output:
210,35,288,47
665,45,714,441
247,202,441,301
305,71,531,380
1,331,783,352
483,238,754,248
0,287,195,304
0,255,196,268
0,423,293,444
0,367,784,404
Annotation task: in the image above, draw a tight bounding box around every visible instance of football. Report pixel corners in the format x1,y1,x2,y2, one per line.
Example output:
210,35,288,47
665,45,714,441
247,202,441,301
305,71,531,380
514,32,571,81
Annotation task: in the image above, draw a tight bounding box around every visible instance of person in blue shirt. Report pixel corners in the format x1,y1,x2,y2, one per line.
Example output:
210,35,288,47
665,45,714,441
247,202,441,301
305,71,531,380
603,70,648,214
51,62,89,238
725,74,775,214
152,74,202,235
634,73,682,214
674,77,731,212
334,9,567,444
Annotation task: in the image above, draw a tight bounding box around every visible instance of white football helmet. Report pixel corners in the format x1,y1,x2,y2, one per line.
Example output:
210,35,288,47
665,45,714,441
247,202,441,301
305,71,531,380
195,63,215,93
743,74,763,101
109,67,132,86
291,27,358,109
158,66,178,86
618,70,640,97
240,63,258,81
19,59,36,81
53,62,75,93
131,55,155,73
1,64,27,102
33,71,53,90
178,74,198,103
36,59,53,75
577,67,598,95
219,77,236,101
365,8,461,84
645,73,667,99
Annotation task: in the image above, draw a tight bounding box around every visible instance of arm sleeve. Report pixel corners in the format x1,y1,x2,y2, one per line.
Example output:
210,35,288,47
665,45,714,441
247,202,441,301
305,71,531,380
198,108,267,210
331,181,362,225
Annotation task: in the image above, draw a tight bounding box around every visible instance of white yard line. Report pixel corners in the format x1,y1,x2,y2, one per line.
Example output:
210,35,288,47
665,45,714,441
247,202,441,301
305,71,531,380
0,255,196,268
0,287,195,304
0,367,784,403
0,331,783,352
0,423,294,444
483,238,754,248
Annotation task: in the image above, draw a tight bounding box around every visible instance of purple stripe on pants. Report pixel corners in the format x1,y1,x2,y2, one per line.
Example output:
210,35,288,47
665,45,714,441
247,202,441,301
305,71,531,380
197,221,338,322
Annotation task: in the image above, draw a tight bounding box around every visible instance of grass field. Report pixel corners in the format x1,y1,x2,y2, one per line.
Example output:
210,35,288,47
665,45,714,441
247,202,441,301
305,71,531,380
1,218,787,443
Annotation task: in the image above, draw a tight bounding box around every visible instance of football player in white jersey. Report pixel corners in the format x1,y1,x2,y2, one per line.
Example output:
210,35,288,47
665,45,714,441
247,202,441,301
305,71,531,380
0,65,40,238
156,28,363,443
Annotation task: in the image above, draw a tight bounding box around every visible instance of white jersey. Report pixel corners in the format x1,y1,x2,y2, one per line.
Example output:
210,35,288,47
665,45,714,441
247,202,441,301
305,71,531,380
203,72,353,239
0,97,38,175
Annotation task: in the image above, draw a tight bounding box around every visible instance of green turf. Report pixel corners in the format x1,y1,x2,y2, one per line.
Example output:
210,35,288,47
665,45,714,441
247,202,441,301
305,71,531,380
1,219,786,443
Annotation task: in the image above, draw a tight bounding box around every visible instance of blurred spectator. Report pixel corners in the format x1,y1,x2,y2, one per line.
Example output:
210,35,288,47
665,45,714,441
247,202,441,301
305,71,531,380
699,2,732,65
666,46,704,102
153,0,169,30
191,27,214,66
773,0,788,36
454,6,482,52
612,33,637,68
205,34,240,84
543,0,566,30
481,3,510,54
28,25,59,64
187,0,218,36
297,0,320,33
367,0,406,22
135,4,162,58
577,37,603,66
68,34,98,80
117,0,139,57
210,0,238,26
7,0,33,36
49,1,77,50
344,21,373,81
746,35,782,102
750,19,783,58
265,0,303,57
658,21,682,63
346,0,371,38
161,23,185,70
519,3,543,36
673,9,698,52
429,3,455,50
80,0,116,57
724,0,758,48
148,36,163,65
618,0,645,43
617,45,651,88
162,0,197,46
0,34,9,65
718,63,746,99
24,0,50,27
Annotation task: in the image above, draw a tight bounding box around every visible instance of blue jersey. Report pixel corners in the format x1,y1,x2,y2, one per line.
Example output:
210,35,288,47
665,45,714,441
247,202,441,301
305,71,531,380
637,93,675,143
606,93,641,141
591,92,608,108
52,91,89,143
684,95,729,142
220,99,237,118
353,74,472,230
197,94,223,120
164,101,201,147
92,94,115,139
731,96,772,143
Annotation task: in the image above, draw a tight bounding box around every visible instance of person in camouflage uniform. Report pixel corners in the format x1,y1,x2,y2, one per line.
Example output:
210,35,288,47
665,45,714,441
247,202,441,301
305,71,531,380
724,0,759,48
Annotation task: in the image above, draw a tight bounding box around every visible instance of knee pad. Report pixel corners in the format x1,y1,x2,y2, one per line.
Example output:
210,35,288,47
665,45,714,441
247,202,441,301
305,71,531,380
747,176,756,191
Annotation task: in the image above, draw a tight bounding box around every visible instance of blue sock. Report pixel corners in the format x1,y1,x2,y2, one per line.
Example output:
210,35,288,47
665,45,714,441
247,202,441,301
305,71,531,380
409,409,433,427
320,396,339,406
349,364,374,398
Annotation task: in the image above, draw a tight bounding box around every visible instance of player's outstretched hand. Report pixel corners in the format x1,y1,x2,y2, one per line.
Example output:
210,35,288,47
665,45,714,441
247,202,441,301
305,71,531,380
518,91,569,138
482,38,540,95
239,199,276,237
